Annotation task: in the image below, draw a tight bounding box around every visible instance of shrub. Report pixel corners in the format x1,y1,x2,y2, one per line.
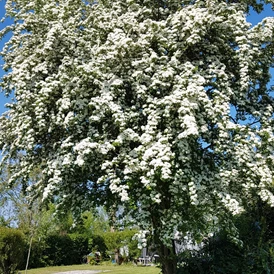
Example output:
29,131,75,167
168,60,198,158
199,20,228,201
42,234,74,266
177,207,274,274
41,233,89,266
25,238,47,269
88,234,108,260
0,227,25,274
69,234,89,264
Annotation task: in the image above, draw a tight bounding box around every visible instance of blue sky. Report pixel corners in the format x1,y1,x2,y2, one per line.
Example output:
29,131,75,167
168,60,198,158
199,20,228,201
0,2,273,115
0,0,13,114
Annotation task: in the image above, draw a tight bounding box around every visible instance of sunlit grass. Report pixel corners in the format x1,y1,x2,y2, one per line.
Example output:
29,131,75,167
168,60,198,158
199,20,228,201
22,263,161,274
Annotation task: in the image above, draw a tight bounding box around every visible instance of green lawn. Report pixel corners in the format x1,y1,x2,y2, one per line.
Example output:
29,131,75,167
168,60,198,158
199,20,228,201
23,264,161,274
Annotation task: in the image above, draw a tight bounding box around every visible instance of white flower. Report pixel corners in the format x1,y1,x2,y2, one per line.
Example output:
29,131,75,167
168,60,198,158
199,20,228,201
75,156,84,166
1,0,273,254
178,115,199,138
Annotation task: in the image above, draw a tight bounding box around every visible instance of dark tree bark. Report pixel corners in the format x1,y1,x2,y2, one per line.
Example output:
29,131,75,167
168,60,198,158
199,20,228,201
159,241,177,274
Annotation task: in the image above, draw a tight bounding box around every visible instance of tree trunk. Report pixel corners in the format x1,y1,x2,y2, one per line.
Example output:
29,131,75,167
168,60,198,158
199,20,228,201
115,248,122,265
160,241,177,274
162,259,177,274
25,233,33,274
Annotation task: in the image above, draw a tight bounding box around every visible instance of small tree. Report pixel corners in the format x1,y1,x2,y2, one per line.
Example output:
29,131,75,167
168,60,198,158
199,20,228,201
0,227,25,274
103,229,140,264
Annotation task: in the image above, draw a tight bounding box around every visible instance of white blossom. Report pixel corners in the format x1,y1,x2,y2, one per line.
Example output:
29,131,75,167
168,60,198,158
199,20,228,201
0,0,273,261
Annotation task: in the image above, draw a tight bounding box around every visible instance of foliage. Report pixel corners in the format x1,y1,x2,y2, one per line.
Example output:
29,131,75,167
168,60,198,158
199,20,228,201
103,229,140,261
23,230,140,268
0,217,10,228
69,234,90,264
177,201,274,274
42,234,73,266
41,233,89,266
0,227,25,274
0,164,23,227
24,232,110,269
89,234,108,260
236,200,274,274
75,208,110,237
1,0,274,273
177,233,243,274
25,238,47,269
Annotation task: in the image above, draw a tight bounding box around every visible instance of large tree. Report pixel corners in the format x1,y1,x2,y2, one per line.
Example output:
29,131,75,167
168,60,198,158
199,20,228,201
0,0,274,273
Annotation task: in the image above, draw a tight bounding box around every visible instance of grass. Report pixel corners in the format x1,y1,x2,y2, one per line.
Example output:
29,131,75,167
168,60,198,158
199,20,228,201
22,264,161,274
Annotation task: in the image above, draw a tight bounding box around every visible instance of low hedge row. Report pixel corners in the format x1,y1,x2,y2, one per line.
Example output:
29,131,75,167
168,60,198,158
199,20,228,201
0,227,140,273
0,228,92,273
0,227,25,274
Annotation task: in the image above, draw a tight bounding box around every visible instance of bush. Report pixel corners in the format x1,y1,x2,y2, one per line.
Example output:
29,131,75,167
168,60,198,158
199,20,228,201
0,227,25,274
25,238,47,269
69,234,89,264
177,233,244,274
177,206,274,274
42,234,74,266
41,233,89,266
89,234,108,260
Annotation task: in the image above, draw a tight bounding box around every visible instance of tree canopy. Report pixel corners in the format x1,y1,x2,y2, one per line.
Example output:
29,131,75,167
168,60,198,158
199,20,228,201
0,0,274,273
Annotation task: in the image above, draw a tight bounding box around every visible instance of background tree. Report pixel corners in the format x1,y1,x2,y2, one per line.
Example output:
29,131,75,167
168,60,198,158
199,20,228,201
0,164,21,227
177,198,274,273
103,229,140,264
1,0,274,273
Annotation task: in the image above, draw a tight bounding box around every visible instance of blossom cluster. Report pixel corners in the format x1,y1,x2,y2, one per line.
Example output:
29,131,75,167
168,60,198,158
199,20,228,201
0,0,273,247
